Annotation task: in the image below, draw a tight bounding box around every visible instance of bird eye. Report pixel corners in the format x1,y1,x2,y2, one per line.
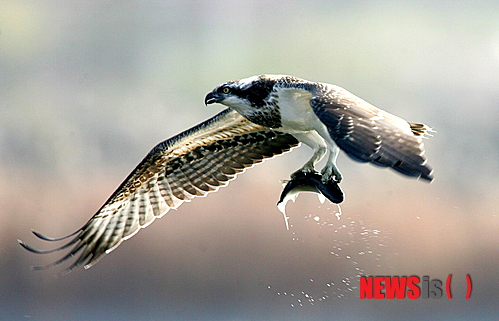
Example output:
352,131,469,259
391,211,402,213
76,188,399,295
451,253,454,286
222,87,231,94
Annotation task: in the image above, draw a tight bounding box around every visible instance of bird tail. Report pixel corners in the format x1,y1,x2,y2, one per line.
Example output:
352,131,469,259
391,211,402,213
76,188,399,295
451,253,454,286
409,123,434,138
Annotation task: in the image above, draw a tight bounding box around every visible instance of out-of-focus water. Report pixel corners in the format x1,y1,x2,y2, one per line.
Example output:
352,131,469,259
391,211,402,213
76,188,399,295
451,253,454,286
3,1,499,320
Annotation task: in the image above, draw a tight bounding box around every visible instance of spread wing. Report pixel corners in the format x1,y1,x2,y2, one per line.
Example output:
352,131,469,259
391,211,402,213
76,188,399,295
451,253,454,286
311,86,433,181
19,108,299,274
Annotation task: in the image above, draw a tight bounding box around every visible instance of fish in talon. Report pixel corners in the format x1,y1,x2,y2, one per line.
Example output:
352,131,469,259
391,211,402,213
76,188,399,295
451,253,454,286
277,171,344,229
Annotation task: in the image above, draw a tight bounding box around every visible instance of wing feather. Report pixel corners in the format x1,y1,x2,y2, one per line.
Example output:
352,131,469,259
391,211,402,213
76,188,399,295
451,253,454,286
311,85,433,181
19,108,299,274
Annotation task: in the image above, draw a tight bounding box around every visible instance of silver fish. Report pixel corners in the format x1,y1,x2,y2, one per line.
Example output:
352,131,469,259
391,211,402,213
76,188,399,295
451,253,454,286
277,171,344,229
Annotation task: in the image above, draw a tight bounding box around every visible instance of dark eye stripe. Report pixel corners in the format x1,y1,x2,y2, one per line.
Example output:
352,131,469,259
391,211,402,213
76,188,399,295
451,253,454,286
227,80,275,108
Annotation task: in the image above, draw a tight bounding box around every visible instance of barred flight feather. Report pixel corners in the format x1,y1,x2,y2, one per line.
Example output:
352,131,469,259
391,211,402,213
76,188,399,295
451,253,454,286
312,86,433,181
19,108,299,274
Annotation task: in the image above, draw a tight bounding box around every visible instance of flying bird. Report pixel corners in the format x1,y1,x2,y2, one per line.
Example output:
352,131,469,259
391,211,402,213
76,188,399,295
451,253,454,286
19,75,433,274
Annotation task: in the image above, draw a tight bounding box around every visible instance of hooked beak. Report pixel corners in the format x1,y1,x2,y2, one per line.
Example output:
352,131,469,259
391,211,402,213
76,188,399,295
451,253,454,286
204,92,224,105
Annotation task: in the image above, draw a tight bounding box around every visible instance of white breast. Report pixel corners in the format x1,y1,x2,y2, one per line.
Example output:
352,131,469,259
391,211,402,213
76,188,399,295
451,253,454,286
277,88,324,133
275,88,338,151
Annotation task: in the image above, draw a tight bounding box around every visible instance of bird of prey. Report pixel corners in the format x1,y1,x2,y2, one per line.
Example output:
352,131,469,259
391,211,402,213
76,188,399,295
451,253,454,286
20,74,433,274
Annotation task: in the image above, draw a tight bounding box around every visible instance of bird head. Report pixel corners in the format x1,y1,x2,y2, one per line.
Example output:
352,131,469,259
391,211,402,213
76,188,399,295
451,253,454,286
204,75,278,110
205,75,311,128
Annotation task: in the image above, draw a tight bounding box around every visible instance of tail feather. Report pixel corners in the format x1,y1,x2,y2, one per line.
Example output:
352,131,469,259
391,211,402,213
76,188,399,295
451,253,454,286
409,123,434,137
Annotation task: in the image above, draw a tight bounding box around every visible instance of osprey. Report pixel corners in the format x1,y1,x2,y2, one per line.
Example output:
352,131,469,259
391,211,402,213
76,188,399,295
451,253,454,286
20,75,433,274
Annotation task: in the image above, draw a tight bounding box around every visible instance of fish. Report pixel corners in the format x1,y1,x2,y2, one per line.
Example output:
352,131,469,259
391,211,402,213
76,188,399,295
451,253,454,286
277,171,344,229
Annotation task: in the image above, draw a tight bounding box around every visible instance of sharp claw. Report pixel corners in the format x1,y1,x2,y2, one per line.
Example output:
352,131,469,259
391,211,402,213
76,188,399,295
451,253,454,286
322,175,341,184
291,166,317,180
321,167,342,183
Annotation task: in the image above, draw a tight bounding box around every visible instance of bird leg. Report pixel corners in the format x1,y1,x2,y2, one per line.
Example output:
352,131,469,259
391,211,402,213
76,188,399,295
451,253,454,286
320,144,342,183
291,145,327,179
320,162,342,183
289,131,343,182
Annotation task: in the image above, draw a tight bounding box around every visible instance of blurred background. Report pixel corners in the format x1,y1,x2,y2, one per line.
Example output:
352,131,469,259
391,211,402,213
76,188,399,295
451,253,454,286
2,0,499,320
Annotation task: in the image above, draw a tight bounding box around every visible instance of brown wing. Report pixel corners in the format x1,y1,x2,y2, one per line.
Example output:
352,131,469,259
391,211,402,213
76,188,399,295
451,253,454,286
311,85,433,181
19,108,299,274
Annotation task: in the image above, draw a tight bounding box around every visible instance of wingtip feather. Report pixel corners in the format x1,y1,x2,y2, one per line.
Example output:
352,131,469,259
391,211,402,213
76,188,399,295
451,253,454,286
31,229,80,242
